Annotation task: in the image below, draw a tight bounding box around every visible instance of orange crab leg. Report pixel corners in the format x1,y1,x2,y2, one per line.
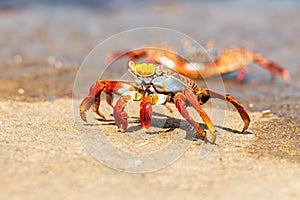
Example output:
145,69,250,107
79,80,136,122
174,90,217,143
106,49,148,65
193,47,290,82
249,49,290,83
196,88,250,132
183,88,217,136
236,66,248,81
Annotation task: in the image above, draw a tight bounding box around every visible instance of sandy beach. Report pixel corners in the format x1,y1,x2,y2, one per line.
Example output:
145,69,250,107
1,99,299,199
1,1,299,199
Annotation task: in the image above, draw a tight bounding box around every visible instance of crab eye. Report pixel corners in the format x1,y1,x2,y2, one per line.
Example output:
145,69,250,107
156,65,164,75
128,60,135,69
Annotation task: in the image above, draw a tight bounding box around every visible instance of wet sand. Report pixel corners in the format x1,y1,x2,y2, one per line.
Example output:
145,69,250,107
1,2,300,200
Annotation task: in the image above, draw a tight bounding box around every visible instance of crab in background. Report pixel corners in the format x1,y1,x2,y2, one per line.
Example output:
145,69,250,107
80,61,250,143
105,40,290,83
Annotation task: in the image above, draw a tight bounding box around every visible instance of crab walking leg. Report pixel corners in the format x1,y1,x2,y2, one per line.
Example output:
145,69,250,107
183,89,217,143
249,49,290,83
105,92,114,107
174,92,216,143
93,92,106,120
197,88,250,132
79,80,136,122
183,89,217,136
139,94,168,129
215,48,290,83
113,91,145,131
105,49,148,65
236,66,248,82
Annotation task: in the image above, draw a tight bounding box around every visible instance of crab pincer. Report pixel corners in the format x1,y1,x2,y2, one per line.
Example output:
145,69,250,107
113,95,131,131
139,96,154,130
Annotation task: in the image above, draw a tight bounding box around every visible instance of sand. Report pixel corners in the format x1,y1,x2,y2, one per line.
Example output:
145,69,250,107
1,99,299,200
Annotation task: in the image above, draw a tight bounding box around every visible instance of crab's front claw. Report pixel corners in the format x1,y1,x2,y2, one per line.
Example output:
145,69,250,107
80,96,95,122
140,103,152,130
113,109,129,131
113,95,131,131
139,96,155,130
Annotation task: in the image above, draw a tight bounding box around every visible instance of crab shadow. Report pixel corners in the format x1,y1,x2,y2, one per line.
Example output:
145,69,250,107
83,111,252,141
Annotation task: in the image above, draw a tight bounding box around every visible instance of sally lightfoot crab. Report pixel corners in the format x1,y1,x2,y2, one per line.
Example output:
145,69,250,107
106,40,290,83
80,61,250,143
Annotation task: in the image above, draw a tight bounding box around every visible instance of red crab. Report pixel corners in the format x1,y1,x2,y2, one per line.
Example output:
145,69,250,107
80,61,250,143
105,40,290,83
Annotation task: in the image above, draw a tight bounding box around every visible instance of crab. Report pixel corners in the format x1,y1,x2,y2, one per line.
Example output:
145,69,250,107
80,61,250,143
105,40,290,83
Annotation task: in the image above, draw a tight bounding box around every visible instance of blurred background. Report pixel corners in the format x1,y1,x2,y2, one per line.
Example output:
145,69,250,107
0,0,299,109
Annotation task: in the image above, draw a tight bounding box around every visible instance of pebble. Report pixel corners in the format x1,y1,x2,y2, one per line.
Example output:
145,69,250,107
13,55,23,63
137,141,149,147
262,109,274,117
17,88,25,94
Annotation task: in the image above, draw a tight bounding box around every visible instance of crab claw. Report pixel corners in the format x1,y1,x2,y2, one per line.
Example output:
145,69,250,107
113,95,131,131
140,104,152,130
80,96,95,122
113,109,129,131
139,96,155,130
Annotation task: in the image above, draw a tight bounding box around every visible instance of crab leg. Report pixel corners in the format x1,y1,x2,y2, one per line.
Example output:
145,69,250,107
174,89,217,143
169,48,290,82
248,49,290,83
113,91,146,131
196,88,250,132
79,80,136,122
196,47,290,82
106,49,148,65
139,94,169,129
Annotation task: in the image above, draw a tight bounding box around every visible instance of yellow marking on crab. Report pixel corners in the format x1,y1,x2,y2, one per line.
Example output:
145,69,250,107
130,61,157,77
134,91,144,101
